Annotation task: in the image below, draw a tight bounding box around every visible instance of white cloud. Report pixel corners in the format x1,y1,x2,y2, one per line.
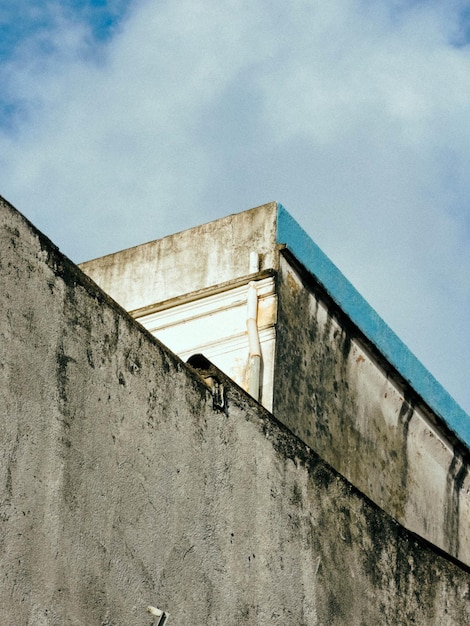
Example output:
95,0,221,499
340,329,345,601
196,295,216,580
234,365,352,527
1,0,470,413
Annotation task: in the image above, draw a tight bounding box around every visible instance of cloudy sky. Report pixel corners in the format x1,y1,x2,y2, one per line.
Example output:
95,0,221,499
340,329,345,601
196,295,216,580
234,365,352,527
1,0,470,414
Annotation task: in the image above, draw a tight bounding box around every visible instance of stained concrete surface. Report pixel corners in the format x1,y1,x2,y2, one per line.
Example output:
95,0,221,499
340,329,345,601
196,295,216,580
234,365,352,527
80,204,470,570
80,202,279,312
1,195,470,625
273,252,470,567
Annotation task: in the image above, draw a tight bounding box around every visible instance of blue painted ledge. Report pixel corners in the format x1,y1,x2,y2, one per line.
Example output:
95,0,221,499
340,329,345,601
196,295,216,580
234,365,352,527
276,203,470,450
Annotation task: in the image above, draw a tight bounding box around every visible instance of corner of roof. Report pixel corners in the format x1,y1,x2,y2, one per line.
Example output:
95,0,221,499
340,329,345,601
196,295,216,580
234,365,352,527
274,203,470,451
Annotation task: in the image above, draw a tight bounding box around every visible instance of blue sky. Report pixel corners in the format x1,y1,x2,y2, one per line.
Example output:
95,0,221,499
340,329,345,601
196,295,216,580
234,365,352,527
1,0,470,414
0,1,128,52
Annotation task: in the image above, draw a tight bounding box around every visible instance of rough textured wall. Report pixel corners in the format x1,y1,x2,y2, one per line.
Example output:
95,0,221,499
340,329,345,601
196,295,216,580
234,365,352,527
79,202,278,312
2,196,470,625
273,252,470,567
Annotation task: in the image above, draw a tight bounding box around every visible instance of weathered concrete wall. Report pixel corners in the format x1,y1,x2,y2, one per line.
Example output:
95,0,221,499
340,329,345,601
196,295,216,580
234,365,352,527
273,252,470,567
79,202,279,312
79,204,470,571
2,195,470,625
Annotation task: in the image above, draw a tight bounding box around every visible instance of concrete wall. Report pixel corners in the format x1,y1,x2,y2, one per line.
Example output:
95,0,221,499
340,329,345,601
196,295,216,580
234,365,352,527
79,202,279,313
2,196,470,625
273,252,470,567
79,202,470,569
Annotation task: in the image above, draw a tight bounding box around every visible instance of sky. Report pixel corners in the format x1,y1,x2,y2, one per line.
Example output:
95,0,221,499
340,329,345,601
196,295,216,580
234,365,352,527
1,0,470,414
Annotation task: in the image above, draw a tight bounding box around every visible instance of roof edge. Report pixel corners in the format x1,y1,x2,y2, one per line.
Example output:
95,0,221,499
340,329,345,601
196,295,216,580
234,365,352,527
276,203,470,450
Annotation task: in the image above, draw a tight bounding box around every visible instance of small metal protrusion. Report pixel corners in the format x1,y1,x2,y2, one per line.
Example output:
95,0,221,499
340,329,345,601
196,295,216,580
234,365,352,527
187,354,226,412
207,376,225,411
147,605,169,625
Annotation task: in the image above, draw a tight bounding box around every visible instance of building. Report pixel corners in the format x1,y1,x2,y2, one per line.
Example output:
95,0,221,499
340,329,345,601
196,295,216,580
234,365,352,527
2,196,470,624
81,201,470,567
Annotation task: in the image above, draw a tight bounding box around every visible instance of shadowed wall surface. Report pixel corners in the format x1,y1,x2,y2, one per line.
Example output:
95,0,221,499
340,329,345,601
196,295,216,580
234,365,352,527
273,252,470,566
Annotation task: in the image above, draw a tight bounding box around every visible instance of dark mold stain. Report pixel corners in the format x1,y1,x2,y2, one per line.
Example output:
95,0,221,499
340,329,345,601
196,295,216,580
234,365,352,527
56,342,77,407
445,452,468,557
395,399,414,518
86,348,95,369
125,352,141,375
291,481,303,508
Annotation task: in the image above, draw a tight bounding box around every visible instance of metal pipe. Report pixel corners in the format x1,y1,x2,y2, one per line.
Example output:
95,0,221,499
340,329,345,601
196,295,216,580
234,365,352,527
247,280,261,401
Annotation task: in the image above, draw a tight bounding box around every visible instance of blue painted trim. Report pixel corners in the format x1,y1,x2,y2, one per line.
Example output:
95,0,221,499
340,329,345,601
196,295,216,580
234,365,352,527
276,203,470,449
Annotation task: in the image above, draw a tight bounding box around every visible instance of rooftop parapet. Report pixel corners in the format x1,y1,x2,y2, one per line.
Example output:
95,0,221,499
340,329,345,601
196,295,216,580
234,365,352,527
276,204,470,451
